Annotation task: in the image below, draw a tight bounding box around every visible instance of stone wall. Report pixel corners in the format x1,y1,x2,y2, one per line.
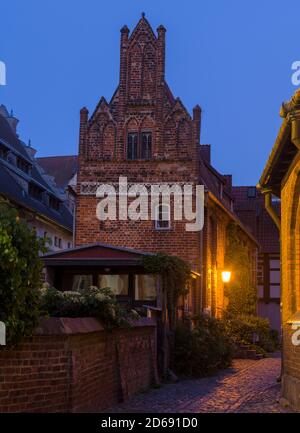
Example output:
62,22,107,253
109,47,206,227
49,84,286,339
0,317,157,413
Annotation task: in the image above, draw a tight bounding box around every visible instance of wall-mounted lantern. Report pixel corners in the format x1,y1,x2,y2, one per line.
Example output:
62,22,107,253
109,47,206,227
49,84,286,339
221,271,231,284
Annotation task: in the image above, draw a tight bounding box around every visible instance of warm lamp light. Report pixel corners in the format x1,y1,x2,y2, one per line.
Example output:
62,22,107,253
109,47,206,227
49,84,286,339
222,271,231,283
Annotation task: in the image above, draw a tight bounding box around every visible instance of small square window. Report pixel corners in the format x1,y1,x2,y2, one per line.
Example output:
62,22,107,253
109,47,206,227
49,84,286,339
28,183,43,200
155,204,171,230
247,187,257,198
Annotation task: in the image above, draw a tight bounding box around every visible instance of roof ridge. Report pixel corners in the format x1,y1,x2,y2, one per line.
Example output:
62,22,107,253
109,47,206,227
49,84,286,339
37,155,77,159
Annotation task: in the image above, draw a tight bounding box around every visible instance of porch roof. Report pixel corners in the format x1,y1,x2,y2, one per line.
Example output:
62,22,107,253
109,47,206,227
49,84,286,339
42,242,154,267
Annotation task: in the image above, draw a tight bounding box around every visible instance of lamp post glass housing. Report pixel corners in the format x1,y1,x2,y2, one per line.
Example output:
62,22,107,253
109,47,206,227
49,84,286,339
222,271,231,283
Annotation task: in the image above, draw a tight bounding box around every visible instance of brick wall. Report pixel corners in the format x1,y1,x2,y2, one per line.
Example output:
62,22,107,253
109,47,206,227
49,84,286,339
280,157,300,409
74,16,257,319
0,317,157,413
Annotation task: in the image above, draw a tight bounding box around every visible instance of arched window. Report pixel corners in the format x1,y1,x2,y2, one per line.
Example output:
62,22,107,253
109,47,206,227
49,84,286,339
155,204,171,230
127,132,138,160
141,132,152,159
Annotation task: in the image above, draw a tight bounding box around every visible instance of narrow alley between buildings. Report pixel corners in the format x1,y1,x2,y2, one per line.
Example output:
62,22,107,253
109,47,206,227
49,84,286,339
107,355,293,413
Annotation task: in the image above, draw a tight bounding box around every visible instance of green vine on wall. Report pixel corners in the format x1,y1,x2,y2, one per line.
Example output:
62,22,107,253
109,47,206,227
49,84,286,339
224,222,257,316
141,253,191,330
0,200,46,345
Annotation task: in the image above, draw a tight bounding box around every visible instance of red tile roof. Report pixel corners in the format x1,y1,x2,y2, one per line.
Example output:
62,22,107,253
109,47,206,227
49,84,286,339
232,186,280,253
37,155,78,189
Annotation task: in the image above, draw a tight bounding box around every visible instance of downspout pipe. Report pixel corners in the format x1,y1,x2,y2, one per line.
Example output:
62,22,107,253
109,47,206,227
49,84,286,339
260,187,282,384
262,189,281,231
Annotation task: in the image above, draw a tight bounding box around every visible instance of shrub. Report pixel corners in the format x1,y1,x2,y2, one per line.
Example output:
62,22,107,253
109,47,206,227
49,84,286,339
173,314,234,377
0,201,45,344
223,312,279,352
223,222,279,353
39,285,140,328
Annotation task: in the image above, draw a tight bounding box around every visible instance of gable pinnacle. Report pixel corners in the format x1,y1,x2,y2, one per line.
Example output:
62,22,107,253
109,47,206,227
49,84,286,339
157,24,166,34
121,25,129,34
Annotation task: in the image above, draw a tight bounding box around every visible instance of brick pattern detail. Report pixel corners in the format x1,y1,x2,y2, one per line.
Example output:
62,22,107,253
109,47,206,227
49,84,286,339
0,325,156,413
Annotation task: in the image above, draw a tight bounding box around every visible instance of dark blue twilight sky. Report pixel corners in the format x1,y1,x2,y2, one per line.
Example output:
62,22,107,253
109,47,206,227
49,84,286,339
1,0,300,185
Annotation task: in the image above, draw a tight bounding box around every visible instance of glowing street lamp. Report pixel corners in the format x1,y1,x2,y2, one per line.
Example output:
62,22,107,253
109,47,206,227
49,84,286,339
221,271,231,284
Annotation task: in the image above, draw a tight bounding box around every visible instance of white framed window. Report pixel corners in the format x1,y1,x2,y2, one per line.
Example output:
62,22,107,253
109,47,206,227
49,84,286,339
155,204,171,230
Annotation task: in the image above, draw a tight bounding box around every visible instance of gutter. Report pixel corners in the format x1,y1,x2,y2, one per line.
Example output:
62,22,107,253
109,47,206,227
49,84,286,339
258,89,300,231
261,189,281,231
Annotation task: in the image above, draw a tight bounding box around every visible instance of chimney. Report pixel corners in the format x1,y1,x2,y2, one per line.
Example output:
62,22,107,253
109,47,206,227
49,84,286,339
6,113,19,134
199,144,211,164
25,139,37,159
223,175,232,192
79,107,89,159
193,105,201,144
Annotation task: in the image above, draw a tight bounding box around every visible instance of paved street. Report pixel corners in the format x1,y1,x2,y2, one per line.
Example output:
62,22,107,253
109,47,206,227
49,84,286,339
107,355,294,413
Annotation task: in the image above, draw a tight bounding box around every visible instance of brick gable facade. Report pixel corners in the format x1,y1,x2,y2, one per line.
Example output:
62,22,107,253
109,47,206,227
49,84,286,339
75,16,258,318
76,16,201,268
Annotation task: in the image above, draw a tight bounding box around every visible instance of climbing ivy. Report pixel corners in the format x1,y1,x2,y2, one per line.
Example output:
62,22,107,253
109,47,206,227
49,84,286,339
0,200,46,344
224,221,257,316
141,253,191,330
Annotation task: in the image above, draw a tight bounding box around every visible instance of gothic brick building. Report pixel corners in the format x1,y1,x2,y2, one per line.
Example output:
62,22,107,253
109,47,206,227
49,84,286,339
75,15,257,318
